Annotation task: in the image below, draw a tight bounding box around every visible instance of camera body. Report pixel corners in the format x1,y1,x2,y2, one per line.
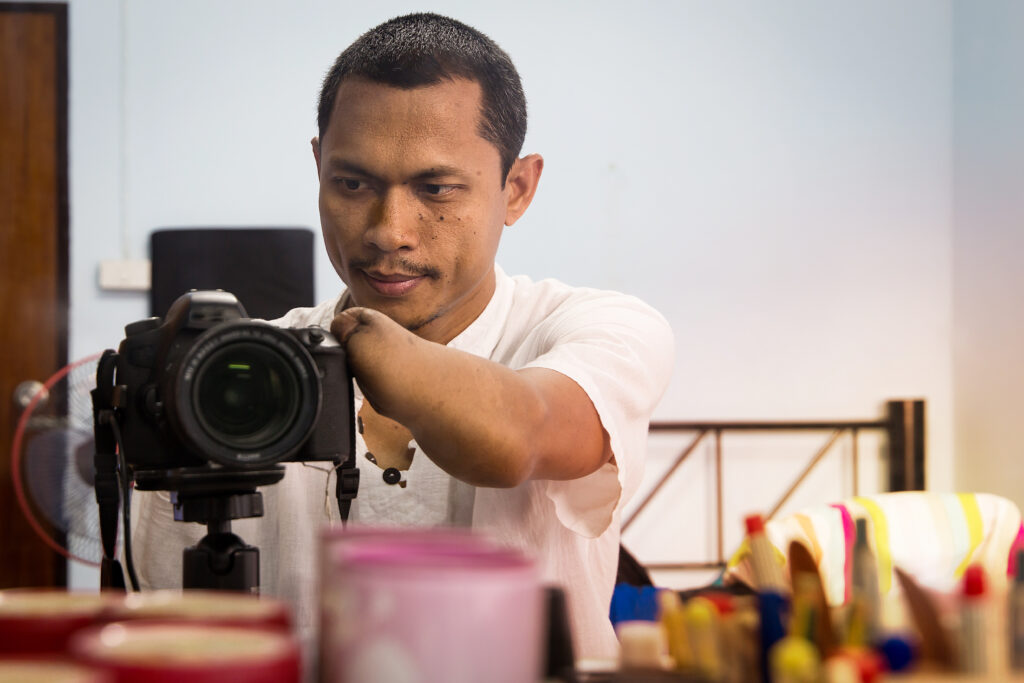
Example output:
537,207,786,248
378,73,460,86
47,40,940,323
112,290,353,480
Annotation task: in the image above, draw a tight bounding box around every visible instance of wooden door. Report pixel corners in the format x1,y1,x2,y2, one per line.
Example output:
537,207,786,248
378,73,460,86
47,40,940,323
0,3,69,588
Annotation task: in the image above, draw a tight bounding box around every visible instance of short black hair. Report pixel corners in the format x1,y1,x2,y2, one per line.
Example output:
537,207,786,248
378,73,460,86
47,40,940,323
317,13,527,183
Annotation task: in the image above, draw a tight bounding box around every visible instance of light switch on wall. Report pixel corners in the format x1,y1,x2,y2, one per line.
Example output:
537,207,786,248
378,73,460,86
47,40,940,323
98,259,151,291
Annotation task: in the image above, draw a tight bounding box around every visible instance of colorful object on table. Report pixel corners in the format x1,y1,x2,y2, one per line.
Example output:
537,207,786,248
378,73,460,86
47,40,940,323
1012,547,1024,672
611,584,661,626
769,634,820,683
685,596,722,680
617,620,667,670
822,653,860,683
770,575,822,683
850,517,881,645
788,540,838,656
825,647,884,683
758,590,789,683
726,492,1024,609
959,564,989,673
877,634,916,672
658,590,692,671
893,566,956,668
746,513,787,592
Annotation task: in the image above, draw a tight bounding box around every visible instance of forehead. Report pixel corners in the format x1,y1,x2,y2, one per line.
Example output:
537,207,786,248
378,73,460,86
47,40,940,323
322,77,499,175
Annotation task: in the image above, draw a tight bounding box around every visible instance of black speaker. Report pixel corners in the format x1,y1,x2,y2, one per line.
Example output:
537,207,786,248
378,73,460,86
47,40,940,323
150,228,316,320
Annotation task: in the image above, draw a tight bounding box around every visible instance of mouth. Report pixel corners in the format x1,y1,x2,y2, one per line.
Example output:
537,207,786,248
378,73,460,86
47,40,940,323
360,270,426,297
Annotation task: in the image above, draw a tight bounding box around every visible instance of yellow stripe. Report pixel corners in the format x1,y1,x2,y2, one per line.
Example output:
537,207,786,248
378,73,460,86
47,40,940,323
726,537,750,569
793,513,823,565
955,493,985,579
853,497,892,595
772,540,787,567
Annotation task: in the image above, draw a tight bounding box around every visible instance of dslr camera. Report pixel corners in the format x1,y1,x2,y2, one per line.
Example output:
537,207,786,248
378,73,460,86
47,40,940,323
104,290,354,484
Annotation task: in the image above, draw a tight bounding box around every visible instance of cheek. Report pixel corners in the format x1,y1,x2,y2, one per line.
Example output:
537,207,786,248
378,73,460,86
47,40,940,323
321,203,361,244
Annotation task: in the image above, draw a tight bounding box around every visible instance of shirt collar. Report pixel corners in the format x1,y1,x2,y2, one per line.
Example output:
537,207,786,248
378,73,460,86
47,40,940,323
446,263,512,359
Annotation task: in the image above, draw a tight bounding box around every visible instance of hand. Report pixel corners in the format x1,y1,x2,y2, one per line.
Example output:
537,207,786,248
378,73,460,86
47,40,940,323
330,306,431,418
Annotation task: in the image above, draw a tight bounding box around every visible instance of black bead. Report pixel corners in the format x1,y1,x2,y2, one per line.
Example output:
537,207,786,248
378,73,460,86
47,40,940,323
382,467,402,485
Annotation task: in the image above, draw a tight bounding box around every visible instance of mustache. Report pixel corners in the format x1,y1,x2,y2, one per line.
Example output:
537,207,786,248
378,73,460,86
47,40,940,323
348,257,441,280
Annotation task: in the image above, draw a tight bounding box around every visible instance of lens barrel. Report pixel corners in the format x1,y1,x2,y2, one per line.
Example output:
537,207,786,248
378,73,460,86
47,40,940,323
171,322,321,468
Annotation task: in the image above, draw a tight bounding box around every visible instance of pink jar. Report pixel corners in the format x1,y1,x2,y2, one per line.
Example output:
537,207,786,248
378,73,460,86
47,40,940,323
319,527,543,683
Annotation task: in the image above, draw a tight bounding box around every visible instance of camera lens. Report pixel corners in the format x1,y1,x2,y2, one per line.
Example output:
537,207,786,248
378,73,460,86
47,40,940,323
194,343,300,449
173,322,321,468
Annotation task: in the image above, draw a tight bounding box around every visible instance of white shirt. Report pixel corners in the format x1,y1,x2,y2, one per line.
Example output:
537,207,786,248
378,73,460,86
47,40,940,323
131,265,674,661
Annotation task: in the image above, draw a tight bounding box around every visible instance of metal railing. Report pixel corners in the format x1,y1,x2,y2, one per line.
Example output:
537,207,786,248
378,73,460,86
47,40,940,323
624,399,925,571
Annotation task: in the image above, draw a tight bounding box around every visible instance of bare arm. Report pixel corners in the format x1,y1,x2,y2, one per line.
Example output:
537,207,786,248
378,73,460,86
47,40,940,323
332,307,610,488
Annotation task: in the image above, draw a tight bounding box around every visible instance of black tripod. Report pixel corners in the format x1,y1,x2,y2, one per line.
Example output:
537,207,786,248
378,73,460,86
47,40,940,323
136,467,286,593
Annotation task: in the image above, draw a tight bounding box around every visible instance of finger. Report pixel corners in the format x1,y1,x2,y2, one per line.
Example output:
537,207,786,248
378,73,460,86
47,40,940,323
330,308,372,343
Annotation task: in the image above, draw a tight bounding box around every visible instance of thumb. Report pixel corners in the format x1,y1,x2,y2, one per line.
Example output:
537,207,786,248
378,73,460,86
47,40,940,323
330,307,376,343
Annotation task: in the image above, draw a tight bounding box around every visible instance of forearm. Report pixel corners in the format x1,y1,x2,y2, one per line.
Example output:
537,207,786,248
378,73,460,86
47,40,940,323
334,307,607,488
386,342,553,486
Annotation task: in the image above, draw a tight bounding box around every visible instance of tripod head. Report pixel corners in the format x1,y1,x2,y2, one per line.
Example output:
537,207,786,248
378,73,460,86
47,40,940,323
139,467,286,592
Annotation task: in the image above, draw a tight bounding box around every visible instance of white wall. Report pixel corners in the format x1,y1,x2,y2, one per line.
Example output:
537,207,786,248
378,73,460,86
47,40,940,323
952,3,1024,515
62,1,967,587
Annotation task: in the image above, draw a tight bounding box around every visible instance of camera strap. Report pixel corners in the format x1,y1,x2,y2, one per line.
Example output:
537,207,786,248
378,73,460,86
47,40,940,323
92,350,127,590
335,454,360,525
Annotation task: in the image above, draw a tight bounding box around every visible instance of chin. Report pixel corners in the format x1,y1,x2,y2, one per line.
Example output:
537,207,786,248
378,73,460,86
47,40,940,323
362,300,439,333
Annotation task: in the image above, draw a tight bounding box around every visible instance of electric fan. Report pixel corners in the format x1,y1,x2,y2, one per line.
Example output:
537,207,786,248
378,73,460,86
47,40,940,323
10,353,115,567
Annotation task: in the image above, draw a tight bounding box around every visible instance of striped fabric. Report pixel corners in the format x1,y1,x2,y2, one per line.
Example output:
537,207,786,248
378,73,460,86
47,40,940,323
725,492,1024,608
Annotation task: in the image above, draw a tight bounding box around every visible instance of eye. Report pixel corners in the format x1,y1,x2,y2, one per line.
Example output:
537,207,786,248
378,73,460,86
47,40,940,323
334,178,366,192
421,183,457,197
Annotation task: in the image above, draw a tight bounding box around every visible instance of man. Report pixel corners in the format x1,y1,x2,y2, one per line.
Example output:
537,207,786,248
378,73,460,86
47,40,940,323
132,12,674,661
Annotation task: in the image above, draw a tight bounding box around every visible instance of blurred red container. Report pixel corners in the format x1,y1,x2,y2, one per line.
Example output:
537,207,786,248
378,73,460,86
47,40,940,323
0,659,110,682
0,589,117,655
103,589,292,631
70,622,301,683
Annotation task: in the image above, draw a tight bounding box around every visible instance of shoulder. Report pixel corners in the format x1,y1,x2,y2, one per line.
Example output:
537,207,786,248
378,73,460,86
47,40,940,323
487,270,673,380
502,271,673,351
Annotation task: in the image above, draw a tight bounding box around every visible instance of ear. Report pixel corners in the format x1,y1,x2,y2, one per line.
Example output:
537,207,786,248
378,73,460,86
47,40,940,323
311,137,322,176
503,153,544,226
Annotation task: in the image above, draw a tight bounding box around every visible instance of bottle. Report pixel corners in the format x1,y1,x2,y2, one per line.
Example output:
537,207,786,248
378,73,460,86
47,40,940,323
1011,549,1024,671
686,596,723,680
960,564,988,673
658,589,692,671
849,517,880,645
745,513,785,592
769,575,822,683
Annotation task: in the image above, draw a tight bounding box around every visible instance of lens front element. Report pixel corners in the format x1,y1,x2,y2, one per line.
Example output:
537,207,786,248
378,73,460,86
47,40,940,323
173,323,321,468
195,343,300,449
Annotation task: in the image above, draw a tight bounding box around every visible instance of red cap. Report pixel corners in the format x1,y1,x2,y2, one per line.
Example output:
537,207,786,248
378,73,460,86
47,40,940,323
700,591,736,615
858,649,885,683
744,513,766,535
963,565,986,597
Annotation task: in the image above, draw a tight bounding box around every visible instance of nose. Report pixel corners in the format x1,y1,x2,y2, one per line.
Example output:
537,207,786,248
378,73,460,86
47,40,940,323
364,189,419,253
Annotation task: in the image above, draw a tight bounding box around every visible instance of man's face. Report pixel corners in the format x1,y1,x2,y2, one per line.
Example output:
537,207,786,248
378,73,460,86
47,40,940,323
314,77,512,344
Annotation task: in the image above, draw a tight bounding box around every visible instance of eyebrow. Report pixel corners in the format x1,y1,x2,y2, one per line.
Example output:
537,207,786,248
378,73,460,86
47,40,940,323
325,158,467,183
